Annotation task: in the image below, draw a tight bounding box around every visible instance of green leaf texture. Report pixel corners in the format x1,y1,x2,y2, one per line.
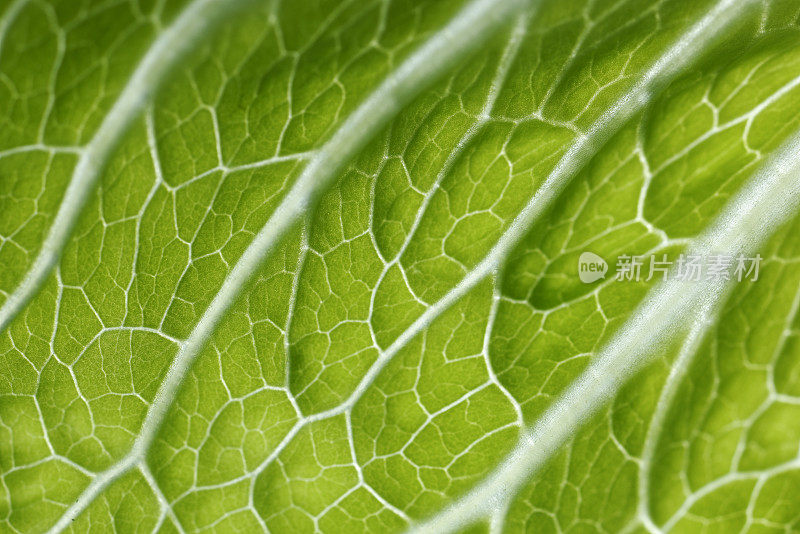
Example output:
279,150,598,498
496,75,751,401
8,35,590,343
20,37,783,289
3,0,800,532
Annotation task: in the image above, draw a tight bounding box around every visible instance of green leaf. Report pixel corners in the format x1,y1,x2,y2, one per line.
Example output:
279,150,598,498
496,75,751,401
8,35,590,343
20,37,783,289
2,0,800,532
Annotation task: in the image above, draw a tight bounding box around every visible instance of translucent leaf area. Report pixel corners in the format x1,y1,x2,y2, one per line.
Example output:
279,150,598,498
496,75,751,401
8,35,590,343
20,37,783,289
3,0,800,532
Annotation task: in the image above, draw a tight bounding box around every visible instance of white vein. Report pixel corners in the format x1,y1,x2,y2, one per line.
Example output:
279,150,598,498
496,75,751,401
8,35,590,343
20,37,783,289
45,0,532,529
30,0,259,530
161,0,763,523
330,0,764,490
109,0,767,525
408,122,800,534
8,0,783,529
637,296,722,533
0,0,251,334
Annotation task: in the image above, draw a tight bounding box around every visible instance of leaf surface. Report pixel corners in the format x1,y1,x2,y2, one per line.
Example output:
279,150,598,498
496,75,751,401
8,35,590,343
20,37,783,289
2,0,800,532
